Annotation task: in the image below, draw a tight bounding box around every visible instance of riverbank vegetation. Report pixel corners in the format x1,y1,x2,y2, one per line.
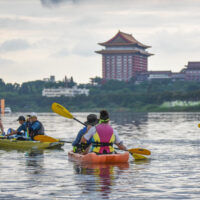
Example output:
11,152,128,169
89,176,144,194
1,77,200,112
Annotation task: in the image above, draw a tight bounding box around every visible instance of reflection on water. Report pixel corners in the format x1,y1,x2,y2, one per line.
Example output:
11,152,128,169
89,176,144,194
110,112,148,126
0,112,200,199
25,150,44,174
73,162,129,199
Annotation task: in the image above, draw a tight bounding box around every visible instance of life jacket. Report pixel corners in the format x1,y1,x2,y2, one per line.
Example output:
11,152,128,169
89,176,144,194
73,143,90,153
91,123,115,154
72,127,91,153
30,120,44,139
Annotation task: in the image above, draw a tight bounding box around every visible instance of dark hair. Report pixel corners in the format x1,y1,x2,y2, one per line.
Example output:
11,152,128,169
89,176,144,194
85,114,98,126
17,116,25,121
100,110,109,122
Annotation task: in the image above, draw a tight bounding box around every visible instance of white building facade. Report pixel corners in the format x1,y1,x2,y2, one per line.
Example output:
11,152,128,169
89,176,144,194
42,86,89,97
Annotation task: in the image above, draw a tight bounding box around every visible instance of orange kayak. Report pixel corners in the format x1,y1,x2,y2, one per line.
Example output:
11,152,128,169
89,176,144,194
68,151,129,164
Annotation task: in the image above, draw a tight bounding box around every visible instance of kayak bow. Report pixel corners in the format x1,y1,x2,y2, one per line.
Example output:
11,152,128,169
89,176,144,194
0,138,64,150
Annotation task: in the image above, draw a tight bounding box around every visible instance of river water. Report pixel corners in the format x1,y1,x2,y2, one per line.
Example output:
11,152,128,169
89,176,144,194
0,112,200,200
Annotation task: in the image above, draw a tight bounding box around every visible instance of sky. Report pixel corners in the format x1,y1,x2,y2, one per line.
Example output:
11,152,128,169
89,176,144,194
0,0,200,84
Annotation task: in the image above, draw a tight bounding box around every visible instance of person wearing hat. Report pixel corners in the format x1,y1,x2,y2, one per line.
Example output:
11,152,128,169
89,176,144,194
81,110,127,154
7,116,28,137
29,112,45,140
72,114,99,153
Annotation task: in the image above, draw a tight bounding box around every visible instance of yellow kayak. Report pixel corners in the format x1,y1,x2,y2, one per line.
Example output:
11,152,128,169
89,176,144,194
0,138,64,150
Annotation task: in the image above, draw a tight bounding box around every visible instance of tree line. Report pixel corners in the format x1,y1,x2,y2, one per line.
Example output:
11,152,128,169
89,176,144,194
1,77,200,112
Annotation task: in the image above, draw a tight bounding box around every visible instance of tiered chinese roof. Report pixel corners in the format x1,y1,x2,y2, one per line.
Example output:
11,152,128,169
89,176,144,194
96,31,153,56
98,31,151,48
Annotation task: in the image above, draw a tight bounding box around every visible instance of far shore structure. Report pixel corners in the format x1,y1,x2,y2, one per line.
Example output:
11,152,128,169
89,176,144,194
42,31,200,98
96,31,153,82
96,31,200,82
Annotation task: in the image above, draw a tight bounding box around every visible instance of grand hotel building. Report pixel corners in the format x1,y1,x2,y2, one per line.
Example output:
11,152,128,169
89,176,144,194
96,31,153,82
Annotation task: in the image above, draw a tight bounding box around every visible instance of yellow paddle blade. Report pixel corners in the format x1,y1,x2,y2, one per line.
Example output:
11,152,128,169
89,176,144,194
52,102,74,119
128,148,151,155
34,135,59,143
198,123,200,128
131,153,147,160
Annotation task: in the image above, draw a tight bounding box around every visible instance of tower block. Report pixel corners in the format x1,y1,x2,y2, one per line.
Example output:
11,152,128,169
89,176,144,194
96,31,153,81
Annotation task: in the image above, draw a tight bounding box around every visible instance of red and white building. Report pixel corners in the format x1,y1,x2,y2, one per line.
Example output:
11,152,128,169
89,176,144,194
96,31,153,81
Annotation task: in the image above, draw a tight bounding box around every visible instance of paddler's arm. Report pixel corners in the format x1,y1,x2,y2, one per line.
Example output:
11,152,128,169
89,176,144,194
114,130,127,151
81,135,87,143
8,124,24,136
81,126,96,144
7,129,18,136
72,127,87,146
116,143,127,151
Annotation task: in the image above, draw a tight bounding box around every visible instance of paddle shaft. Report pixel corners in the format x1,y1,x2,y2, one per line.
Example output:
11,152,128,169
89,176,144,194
60,140,72,144
73,117,86,126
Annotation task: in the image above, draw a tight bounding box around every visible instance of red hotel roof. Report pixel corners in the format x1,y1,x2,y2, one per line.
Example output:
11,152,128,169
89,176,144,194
98,31,151,49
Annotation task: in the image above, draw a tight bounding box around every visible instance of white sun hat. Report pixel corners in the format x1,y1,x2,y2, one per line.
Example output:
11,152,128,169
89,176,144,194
30,112,37,118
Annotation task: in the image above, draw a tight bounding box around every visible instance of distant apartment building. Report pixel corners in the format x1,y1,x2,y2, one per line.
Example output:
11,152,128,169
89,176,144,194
43,75,55,82
148,71,172,80
171,72,185,81
42,86,89,97
184,62,200,81
96,31,153,82
135,62,200,82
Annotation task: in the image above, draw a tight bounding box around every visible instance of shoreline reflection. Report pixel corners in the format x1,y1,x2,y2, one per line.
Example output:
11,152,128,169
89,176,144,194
72,162,129,198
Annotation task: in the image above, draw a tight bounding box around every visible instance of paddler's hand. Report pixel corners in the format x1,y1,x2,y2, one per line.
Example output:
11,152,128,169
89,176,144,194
116,143,127,151
87,125,92,131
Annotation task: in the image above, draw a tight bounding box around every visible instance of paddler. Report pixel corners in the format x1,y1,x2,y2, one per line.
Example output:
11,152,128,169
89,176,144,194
29,112,45,140
7,116,28,138
72,114,99,153
81,110,127,154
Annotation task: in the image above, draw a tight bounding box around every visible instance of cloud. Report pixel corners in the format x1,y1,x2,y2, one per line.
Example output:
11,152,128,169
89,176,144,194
40,0,78,7
53,48,70,56
0,57,14,65
71,41,98,57
0,39,31,52
150,29,200,54
0,0,200,84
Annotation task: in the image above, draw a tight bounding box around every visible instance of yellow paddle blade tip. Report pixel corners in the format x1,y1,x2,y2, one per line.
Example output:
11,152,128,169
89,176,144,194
132,153,147,160
198,123,200,128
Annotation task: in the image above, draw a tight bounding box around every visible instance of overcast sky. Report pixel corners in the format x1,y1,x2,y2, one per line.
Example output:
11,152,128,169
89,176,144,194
0,0,200,84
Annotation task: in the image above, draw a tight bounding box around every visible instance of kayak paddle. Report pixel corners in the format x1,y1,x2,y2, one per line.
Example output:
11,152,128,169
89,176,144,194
115,147,149,159
128,148,151,155
34,135,71,143
52,102,86,126
131,153,147,160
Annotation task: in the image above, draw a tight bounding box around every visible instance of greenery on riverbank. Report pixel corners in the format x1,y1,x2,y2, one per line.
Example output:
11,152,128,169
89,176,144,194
1,77,200,112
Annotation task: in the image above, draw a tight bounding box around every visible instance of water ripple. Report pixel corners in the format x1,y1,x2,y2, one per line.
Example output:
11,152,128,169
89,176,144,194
0,112,200,199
